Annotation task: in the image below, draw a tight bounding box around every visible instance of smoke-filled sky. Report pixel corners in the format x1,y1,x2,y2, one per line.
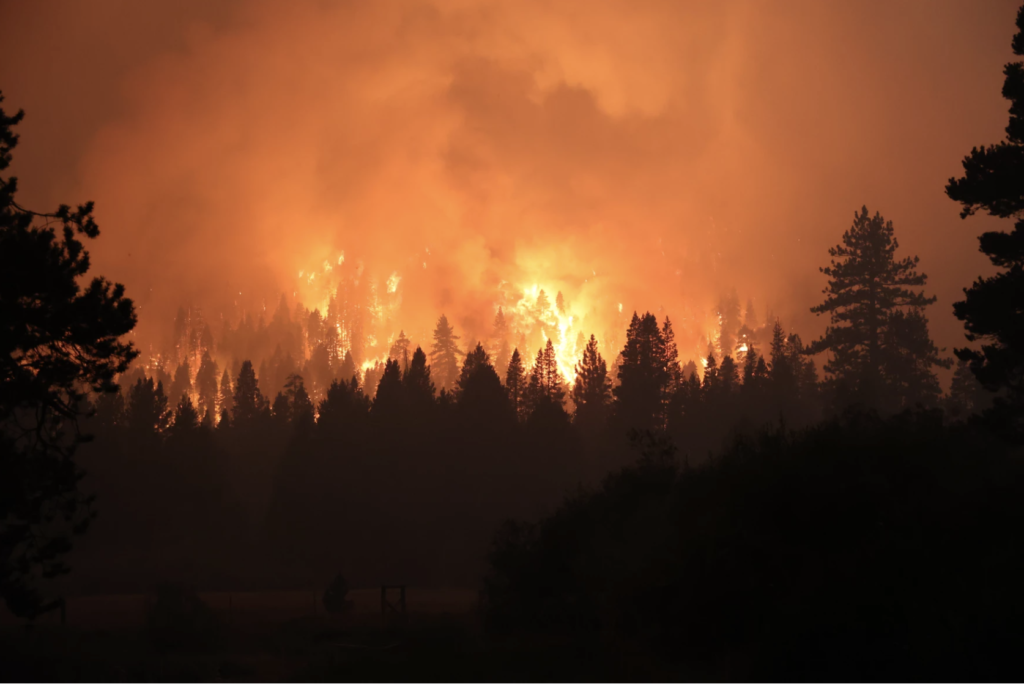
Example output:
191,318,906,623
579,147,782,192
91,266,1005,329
1,0,1019,370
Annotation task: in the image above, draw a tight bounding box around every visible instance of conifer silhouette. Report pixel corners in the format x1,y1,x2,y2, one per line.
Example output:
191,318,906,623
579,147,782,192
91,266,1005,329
430,314,461,391
572,335,611,429
946,5,1024,435
505,348,528,421
806,207,946,411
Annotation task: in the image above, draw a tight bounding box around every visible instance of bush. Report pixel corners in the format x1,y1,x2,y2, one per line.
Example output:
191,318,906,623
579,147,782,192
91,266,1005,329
482,410,1024,680
146,583,221,651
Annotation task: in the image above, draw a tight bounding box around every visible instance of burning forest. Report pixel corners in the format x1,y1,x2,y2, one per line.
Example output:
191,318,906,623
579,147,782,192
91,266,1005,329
3,1,1024,681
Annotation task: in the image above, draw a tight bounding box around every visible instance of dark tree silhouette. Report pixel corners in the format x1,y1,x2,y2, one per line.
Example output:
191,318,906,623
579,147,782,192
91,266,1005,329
284,374,314,429
170,395,201,435
195,351,219,420
614,312,670,431
456,343,490,394
703,352,718,390
806,207,946,412
389,330,411,368
0,93,138,617
169,359,192,405
338,349,357,386
946,358,992,421
768,321,794,392
430,314,461,392
218,368,234,419
316,377,369,436
403,346,436,409
505,348,528,421
946,5,1024,436
126,377,170,437
456,344,510,424
271,391,291,426
526,339,565,415
371,359,405,420
232,360,267,424
717,355,740,397
572,334,611,430
662,317,681,393
717,290,742,357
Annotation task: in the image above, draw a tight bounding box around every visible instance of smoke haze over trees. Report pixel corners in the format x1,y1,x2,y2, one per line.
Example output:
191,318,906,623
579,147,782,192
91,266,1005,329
1,1,1020,369
4,2,1024,680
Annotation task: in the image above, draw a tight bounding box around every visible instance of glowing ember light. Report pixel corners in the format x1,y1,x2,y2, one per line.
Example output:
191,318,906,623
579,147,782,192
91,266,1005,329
387,271,401,293
618,303,623,313
337,253,345,265
506,284,584,381
738,343,749,353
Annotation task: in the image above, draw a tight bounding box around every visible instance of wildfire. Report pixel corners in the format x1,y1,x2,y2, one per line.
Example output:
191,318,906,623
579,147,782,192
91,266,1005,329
506,284,584,382
282,249,731,390
387,271,401,294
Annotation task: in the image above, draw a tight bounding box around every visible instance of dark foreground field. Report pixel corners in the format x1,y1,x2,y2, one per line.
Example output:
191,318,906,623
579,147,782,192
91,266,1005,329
0,589,672,682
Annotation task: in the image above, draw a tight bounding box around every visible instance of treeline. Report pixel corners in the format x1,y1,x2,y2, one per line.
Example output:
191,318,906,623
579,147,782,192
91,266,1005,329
74,312,820,592
68,199,995,592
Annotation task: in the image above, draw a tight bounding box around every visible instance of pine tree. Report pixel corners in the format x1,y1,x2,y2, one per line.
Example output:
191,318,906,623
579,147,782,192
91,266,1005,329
703,353,718,391
271,392,291,425
880,309,946,409
170,394,201,434
272,293,291,328
195,351,219,419
169,359,192,404
232,360,266,423
505,348,528,421
945,358,991,421
742,343,760,385
371,359,404,419
338,350,357,384
768,321,792,385
219,367,234,417
572,334,611,428
717,291,742,357
389,330,411,368
455,343,508,421
430,314,461,391
662,317,681,393
945,6,1024,434
456,343,491,395
526,339,565,413
718,355,740,396
614,312,670,430
403,346,435,406
806,207,945,411
284,374,315,429
126,377,170,436
362,361,385,399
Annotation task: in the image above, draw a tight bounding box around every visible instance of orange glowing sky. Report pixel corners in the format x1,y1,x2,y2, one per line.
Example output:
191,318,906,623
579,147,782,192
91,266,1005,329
1,0,1019,371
